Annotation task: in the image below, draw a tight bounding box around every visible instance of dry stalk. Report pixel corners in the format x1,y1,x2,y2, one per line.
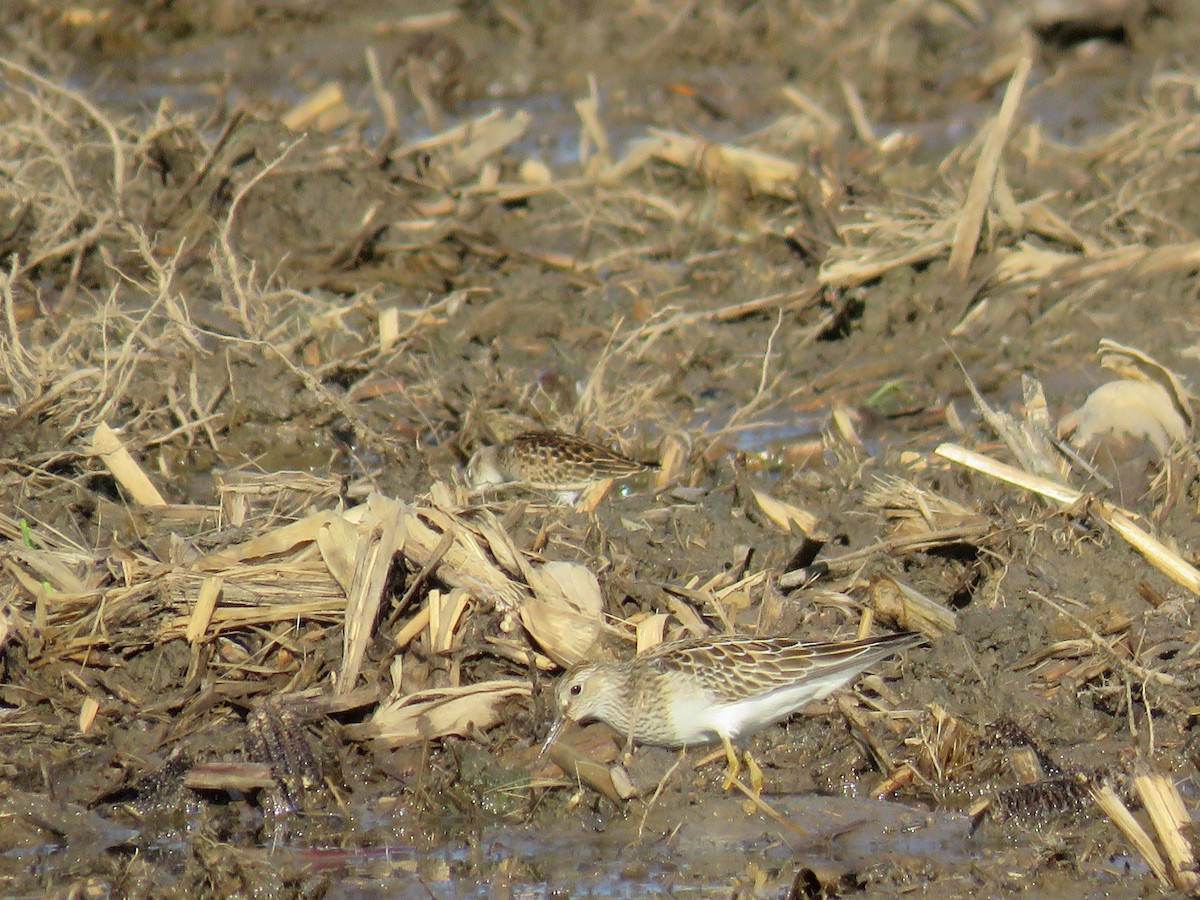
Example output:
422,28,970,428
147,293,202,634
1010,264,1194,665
947,55,1032,285
572,318,672,439
839,78,876,145
863,474,989,537
339,493,409,692
820,213,956,289
868,575,957,638
647,129,805,198
954,357,1063,481
90,423,167,507
936,443,1200,596
1091,782,1170,887
1135,773,1200,890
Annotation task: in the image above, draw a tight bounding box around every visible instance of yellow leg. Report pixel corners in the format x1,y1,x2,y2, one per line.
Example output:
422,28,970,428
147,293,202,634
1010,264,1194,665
697,742,763,798
696,742,806,836
743,750,763,797
720,734,741,790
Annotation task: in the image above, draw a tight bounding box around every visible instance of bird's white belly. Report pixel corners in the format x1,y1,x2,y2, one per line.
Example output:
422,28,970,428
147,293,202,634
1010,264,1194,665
662,679,847,746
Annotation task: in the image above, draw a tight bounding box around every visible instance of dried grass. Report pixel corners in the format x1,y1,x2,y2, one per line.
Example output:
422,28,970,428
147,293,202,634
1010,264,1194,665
1,24,1197,891
0,67,714,754
817,56,1200,337
937,442,1200,596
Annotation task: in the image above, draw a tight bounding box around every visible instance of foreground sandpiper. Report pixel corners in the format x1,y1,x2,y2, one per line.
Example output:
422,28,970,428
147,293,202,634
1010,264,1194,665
466,430,655,502
537,631,925,791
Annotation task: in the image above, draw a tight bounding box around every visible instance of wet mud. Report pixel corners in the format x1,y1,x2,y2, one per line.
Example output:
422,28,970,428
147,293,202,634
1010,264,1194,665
1,0,1200,896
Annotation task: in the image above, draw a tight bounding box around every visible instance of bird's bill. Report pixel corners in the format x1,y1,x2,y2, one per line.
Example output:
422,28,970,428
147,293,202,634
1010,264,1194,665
534,715,573,766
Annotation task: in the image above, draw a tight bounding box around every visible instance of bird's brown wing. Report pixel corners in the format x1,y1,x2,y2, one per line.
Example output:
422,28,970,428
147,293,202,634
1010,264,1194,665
641,632,924,704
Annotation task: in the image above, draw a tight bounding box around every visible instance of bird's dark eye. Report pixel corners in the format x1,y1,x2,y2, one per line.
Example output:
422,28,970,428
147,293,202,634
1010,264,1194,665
569,683,582,696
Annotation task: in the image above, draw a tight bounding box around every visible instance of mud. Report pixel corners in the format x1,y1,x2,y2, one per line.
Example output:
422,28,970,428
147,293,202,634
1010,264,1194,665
1,0,1200,896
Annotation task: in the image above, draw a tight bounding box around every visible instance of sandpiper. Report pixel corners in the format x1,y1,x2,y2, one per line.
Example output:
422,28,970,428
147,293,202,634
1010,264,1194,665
537,631,925,791
466,430,655,503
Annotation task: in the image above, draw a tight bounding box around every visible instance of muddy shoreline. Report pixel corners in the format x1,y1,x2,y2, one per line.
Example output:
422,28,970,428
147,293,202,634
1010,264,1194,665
1,1,1199,896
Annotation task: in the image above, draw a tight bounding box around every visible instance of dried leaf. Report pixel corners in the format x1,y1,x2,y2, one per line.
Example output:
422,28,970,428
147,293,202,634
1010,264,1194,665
634,613,669,652
751,488,819,535
78,697,99,734
521,561,604,667
341,494,409,693
197,510,339,564
365,680,531,746
315,515,359,595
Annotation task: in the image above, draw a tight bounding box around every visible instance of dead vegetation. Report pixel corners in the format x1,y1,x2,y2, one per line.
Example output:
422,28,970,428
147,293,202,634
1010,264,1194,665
1,0,1200,894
